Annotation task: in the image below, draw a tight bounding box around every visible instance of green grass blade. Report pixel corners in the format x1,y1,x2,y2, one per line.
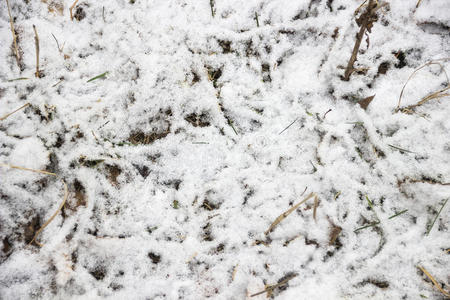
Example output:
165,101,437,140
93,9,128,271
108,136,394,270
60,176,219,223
87,71,108,83
388,209,408,219
426,198,448,235
8,77,29,82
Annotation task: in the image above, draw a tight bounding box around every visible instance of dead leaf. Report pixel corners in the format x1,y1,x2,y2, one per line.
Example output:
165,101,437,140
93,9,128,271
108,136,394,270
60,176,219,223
359,94,375,110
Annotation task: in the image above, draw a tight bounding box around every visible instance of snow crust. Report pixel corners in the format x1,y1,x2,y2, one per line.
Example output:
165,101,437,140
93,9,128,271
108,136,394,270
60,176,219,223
0,0,449,299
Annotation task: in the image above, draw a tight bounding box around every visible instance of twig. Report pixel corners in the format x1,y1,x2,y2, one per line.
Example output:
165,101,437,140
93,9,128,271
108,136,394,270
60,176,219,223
334,191,341,201
52,78,64,87
0,103,30,121
417,265,450,298
70,0,79,21
426,198,448,235
0,163,56,176
29,181,68,247
265,192,315,235
279,118,298,134
322,109,332,119
388,144,415,154
416,0,423,8
343,0,375,81
5,0,21,68
33,25,41,78
250,274,297,297
343,0,386,81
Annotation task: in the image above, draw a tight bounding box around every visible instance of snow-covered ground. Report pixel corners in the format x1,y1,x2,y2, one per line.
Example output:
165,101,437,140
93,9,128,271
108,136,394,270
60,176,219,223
0,0,449,299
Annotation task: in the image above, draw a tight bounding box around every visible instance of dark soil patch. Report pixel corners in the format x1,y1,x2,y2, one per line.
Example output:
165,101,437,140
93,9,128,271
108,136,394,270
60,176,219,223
105,164,122,186
128,129,170,145
89,265,107,281
148,252,161,264
24,215,40,245
185,112,211,127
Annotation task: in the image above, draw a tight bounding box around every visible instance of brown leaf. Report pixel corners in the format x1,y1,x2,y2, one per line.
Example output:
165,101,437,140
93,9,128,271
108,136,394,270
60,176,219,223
358,94,375,110
329,225,342,246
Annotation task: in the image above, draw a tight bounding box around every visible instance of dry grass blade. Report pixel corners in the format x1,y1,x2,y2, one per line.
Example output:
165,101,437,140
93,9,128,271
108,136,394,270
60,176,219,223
354,0,368,15
33,25,41,78
70,0,79,20
51,33,65,53
0,163,56,176
329,225,342,245
396,59,450,111
359,94,375,110
313,194,319,221
232,264,239,281
0,103,30,121
5,0,21,68
400,86,449,114
426,198,448,236
265,192,315,235
250,273,297,297
416,0,423,8
29,181,68,247
417,265,450,298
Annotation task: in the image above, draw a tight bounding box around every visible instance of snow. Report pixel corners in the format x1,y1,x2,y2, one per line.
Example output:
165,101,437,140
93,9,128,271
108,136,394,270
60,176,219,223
0,0,449,299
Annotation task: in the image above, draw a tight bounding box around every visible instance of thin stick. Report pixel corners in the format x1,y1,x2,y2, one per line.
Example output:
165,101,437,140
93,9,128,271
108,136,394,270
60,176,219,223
70,0,79,21
29,181,68,247
334,191,341,201
417,265,450,298
265,192,315,235
279,118,298,134
33,25,40,78
426,198,448,235
0,103,30,121
250,274,297,297
0,163,56,176
416,0,423,8
343,0,375,81
388,144,415,154
5,0,21,69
